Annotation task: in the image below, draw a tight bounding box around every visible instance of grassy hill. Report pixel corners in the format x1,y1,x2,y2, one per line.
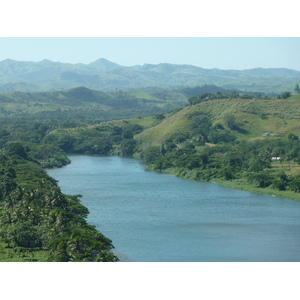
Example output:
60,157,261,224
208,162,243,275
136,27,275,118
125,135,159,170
39,93,300,160
136,97,300,146
132,95,300,201
39,93,300,155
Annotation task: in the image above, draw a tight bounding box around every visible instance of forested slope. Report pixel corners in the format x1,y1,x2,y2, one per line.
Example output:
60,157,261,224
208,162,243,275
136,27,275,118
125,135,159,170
0,142,118,261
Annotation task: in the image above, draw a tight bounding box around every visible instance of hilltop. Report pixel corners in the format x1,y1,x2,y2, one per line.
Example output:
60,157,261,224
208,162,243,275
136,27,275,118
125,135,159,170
136,96,300,146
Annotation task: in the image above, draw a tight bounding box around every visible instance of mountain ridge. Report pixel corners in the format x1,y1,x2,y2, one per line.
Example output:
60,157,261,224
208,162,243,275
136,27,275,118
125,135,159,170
0,58,299,94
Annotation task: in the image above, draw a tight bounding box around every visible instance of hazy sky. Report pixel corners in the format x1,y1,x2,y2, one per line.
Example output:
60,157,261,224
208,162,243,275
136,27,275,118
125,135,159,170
1,37,300,71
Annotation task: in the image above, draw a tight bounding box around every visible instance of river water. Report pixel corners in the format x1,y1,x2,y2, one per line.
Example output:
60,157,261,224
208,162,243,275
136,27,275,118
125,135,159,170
47,155,300,262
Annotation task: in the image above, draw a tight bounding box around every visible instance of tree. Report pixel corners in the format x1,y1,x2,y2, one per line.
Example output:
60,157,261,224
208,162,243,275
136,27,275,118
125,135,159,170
5,142,28,159
295,84,300,94
277,91,291,99
247,171,273,188
272,172,289,191
142,146,161,164
120,139,137,157
288,133,299,141
33,144,64,160
289,176,300,192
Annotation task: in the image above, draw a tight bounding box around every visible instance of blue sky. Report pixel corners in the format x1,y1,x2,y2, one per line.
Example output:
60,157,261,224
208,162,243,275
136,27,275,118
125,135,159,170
1,37,300,71
1,1,299,71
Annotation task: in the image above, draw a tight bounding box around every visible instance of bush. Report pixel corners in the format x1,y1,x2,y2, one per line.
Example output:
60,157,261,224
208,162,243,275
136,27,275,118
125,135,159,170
142,146,161,164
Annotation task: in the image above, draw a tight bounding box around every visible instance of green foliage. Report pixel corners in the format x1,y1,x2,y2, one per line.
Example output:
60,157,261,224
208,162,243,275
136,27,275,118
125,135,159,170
0,87,187,126
247,171,273,188
288,133,299,141
187,91,266,106
0,145,118,262
271,172,289,191
140,118,300,199
4,142,28,159
142,146,162,164
289,176,300,192
154,113,165,120
277,91,291,99
120,139,137,157
208,129,236,144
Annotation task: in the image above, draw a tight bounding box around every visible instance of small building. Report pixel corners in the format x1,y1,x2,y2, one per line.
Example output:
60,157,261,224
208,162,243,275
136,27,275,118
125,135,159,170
262,132,270,137
271,157,280,161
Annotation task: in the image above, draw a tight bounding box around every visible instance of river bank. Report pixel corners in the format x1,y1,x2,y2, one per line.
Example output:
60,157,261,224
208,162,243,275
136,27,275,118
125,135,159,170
145,165,300,202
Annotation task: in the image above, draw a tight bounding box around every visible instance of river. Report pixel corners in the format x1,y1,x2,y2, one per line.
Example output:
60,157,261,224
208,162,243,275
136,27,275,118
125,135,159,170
47,155,300,262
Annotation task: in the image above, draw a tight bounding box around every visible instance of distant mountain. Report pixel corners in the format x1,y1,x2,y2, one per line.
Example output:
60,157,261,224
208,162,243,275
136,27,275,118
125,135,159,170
88,58,121,70
0,58,299,94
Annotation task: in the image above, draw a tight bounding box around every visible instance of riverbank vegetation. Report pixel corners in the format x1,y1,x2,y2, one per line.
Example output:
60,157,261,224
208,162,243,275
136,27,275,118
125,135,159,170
0,142,118,261
136,93,300,201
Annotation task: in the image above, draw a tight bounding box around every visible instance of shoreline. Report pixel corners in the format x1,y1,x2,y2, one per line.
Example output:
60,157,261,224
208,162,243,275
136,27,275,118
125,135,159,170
150,166,300,202
54,154,300,202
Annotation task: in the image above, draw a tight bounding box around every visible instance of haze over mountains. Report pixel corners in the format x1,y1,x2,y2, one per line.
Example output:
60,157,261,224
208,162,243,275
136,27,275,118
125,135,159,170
0,58,300,94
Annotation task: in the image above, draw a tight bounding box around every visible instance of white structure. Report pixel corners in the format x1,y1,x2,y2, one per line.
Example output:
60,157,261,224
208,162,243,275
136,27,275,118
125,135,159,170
271,157,280,161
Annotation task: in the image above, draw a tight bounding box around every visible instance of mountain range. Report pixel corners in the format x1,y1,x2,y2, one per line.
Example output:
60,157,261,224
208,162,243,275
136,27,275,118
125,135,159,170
0,58,300,94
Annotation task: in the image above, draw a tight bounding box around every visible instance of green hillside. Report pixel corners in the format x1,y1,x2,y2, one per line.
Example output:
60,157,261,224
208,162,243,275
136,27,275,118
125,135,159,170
0,86,187,124
132,96,300,201
136,98,300,146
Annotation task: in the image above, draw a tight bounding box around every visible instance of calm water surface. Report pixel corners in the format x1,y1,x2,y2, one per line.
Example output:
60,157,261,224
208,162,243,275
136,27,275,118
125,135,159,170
47,155,300,262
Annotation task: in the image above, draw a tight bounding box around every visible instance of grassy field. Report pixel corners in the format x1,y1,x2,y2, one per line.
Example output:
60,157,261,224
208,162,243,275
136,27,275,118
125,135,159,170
289,93,300,101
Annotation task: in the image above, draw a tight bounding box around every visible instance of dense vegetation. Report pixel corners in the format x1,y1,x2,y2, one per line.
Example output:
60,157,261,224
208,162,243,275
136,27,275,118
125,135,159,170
136,92,300,201
0,86,187,123
0,142,118,261
141,133,300,196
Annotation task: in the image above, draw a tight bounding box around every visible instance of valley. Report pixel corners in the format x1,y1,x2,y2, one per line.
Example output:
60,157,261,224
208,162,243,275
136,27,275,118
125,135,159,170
1,58,300,261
